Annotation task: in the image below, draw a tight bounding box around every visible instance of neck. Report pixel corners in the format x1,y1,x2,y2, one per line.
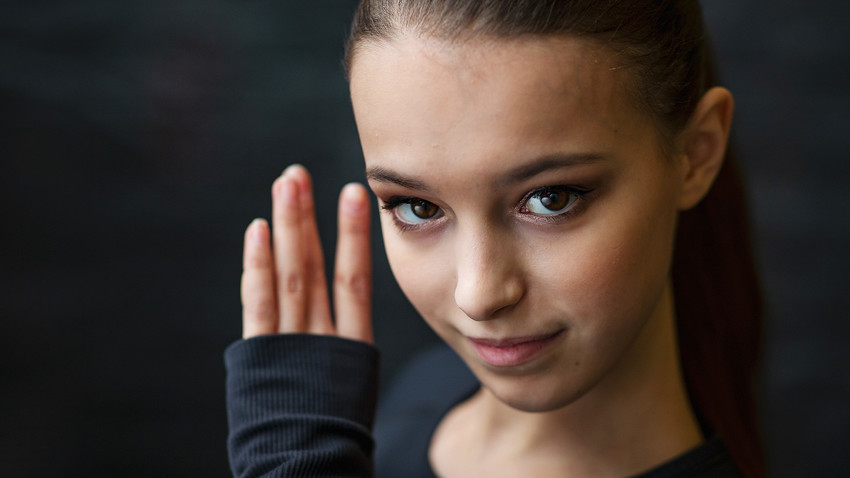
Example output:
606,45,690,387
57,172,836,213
470,282,702,477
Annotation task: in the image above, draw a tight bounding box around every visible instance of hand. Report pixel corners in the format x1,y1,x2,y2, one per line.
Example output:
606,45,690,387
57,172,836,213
240,164,373,343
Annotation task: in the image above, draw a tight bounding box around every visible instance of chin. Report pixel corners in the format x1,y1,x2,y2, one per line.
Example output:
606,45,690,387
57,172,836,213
483,373,592,413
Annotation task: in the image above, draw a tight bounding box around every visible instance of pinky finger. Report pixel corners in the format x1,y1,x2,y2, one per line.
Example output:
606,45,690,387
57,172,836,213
241,218,278,338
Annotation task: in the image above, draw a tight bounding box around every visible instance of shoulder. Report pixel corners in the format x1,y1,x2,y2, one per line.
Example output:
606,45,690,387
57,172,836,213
633,436,742,478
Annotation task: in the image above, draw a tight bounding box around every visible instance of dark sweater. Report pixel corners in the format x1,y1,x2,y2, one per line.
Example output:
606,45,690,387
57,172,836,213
225,334,740,478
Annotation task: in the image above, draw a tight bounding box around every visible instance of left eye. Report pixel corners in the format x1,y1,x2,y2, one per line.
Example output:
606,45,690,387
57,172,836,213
524,187,580,216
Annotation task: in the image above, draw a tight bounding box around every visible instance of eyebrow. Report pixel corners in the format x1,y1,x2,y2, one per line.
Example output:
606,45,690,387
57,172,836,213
497,153,606,186
365,153,606,191
366,166,432,192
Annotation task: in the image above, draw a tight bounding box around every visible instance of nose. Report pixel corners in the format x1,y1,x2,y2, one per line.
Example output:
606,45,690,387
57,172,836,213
453,227,525,321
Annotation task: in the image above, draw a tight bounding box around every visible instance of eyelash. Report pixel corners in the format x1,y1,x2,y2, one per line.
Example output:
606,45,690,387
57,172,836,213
380,185,592,232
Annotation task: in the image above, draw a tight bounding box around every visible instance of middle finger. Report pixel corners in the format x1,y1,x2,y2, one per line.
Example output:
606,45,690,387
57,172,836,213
272,172,307,332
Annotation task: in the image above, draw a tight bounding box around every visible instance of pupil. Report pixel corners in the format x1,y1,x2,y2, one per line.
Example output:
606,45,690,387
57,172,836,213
540,191,566,210
412,200,436,218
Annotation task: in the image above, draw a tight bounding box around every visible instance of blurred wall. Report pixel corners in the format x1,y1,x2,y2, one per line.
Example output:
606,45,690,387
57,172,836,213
1,1,847,476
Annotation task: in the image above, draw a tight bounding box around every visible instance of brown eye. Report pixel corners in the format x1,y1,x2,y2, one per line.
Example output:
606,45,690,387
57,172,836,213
411,199,439,219
538,190,568,211
394,198,441,224
525,187,579,216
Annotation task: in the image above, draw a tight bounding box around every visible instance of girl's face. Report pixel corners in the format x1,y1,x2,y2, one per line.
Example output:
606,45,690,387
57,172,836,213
351,36,688,412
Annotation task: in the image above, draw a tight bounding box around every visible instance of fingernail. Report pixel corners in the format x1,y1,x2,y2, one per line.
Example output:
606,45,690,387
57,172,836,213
341,183,366,214
250,218,267,244
282,163,304,177
281,177,298,205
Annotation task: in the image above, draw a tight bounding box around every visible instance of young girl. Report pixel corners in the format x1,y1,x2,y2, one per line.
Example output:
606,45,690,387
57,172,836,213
225,1,763,477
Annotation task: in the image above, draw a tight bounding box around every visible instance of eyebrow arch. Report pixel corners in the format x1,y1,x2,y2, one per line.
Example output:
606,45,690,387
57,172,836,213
366,166,432,192
498,153,606,186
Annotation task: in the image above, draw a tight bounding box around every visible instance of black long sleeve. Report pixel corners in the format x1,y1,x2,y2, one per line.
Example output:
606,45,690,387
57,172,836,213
225,336,740,478
225,334,379,478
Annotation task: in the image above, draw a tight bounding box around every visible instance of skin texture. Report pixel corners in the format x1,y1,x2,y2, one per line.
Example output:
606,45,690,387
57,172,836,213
241,33,733,478
240,164,373,342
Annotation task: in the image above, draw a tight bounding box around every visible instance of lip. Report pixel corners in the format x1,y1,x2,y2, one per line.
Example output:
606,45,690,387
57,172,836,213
467,330,564,367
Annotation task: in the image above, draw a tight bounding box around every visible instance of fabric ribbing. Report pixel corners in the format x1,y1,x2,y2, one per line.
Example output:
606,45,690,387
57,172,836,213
225,334,379,478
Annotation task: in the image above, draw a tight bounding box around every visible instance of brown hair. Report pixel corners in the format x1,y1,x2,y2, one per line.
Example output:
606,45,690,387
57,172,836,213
345,1,764,476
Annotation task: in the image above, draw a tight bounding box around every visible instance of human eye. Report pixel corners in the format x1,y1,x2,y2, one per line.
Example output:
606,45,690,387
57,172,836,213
381,196,443,229
521,186,587,218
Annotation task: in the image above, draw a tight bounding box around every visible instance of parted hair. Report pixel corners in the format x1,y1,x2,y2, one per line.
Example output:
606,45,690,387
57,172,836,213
345,2,764,477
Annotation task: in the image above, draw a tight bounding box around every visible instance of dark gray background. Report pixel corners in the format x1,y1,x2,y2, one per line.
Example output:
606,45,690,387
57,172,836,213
2,1,847,476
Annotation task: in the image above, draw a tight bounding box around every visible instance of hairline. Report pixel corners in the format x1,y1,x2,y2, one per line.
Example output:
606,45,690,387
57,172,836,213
347,30,684,159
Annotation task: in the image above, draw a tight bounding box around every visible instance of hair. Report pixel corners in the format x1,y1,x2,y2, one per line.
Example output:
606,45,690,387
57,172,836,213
344,1,764,477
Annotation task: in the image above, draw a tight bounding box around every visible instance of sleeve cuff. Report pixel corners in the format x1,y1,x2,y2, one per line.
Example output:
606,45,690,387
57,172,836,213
225,334,379,430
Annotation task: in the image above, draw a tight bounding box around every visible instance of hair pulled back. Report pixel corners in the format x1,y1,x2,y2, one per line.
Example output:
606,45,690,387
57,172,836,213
345,2,764,477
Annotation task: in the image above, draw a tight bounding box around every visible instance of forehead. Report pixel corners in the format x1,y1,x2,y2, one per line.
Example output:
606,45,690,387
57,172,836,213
350,35,649,173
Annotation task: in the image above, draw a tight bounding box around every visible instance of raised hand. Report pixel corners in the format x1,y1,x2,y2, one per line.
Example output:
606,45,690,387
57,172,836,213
240,164,373,343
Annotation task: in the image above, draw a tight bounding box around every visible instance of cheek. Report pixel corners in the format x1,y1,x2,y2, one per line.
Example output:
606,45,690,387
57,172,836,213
530,203,677,332
379,216,455,329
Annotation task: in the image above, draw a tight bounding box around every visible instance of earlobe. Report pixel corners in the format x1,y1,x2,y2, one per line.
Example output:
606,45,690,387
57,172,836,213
677,86,735,210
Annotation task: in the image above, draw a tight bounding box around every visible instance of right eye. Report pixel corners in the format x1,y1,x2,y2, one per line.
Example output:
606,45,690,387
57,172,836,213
382,197,443,226
396,198,441,224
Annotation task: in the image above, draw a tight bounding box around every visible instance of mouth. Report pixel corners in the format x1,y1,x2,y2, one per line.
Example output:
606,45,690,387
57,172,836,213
467,330,564,367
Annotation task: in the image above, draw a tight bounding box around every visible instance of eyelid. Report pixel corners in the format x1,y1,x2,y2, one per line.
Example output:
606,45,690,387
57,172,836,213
380,195,428,211
520,185,588,206
530,184,591,195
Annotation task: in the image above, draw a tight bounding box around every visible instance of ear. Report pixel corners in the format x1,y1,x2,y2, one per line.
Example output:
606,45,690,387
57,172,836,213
676,86,734,210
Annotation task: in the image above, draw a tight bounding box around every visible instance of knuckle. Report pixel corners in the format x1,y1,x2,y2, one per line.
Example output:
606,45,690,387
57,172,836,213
244,299,277,323
342,219,368,235
244,252,270,270
335,271,371,298
282,271,304,294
